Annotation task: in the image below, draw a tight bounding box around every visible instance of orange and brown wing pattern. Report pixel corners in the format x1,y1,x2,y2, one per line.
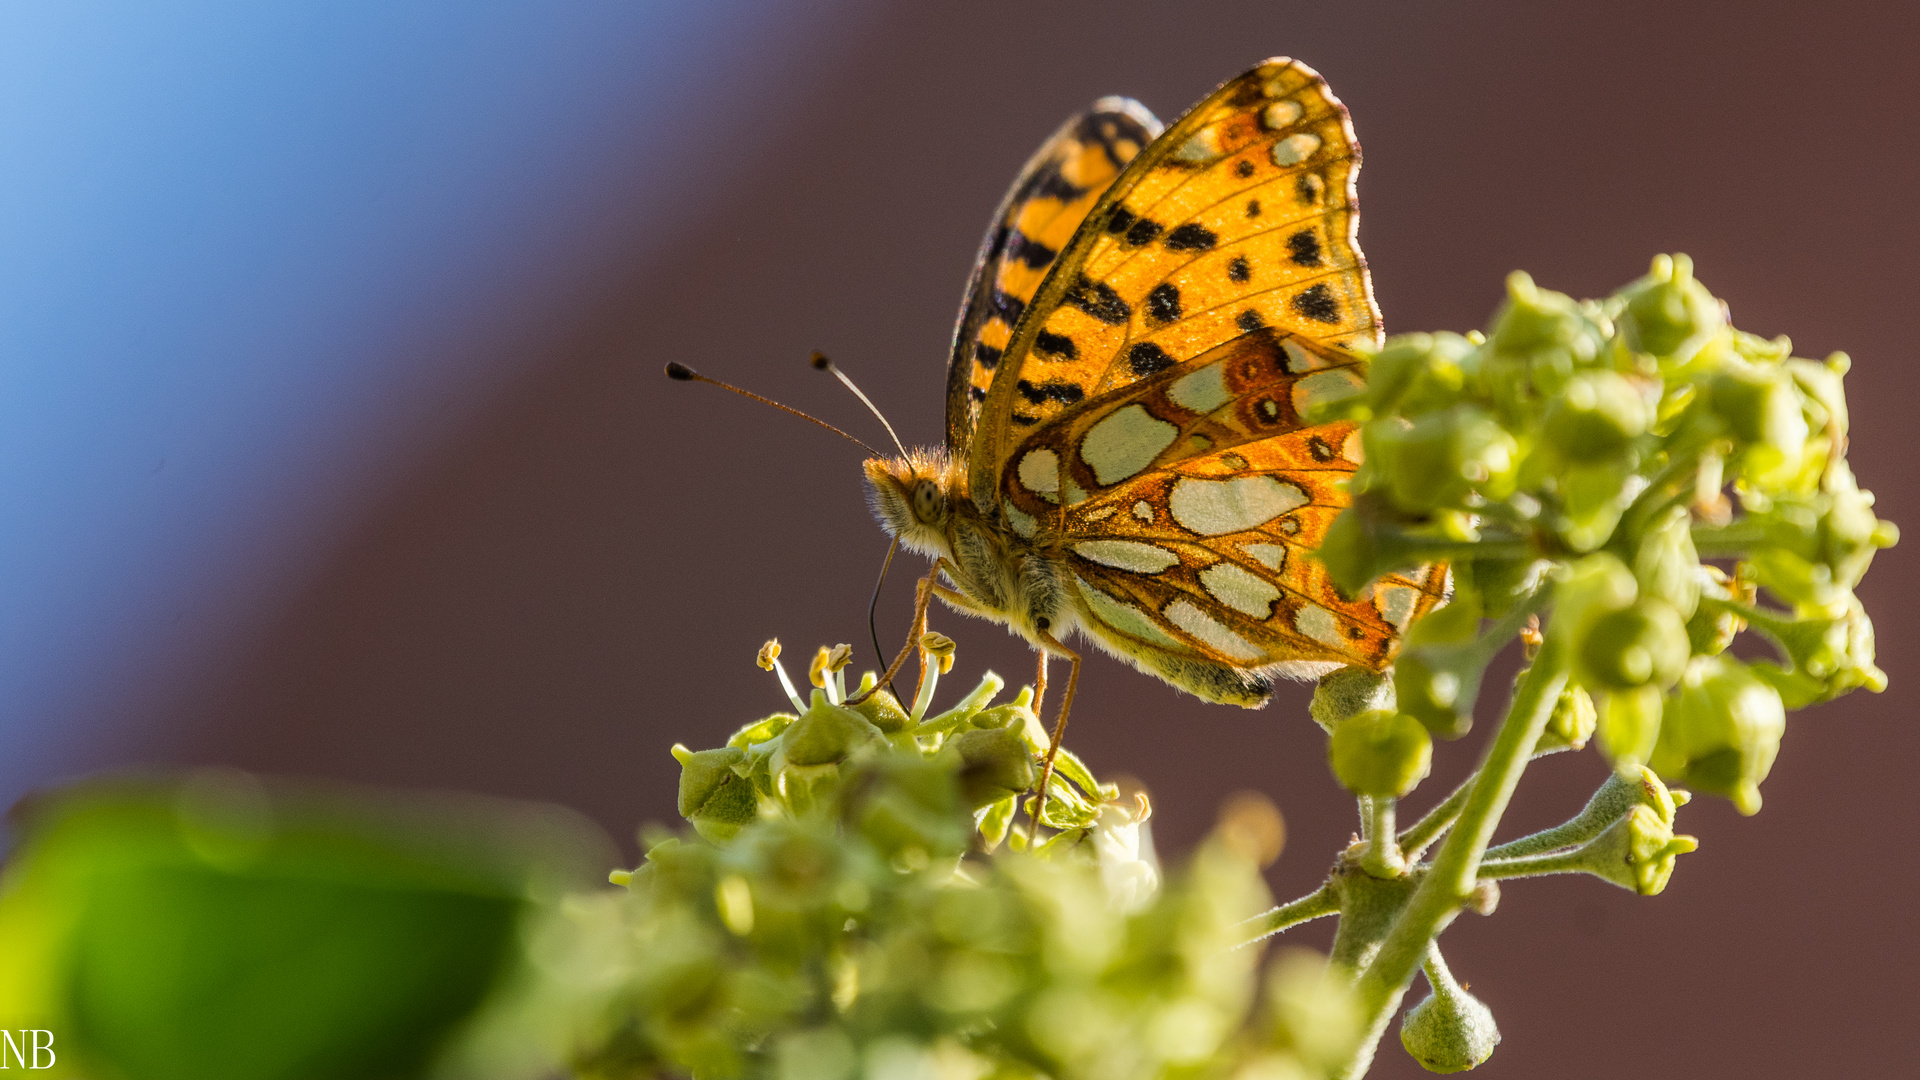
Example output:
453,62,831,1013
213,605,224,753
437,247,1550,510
971,58,1378,502
946,98,1164,461
996,330,1445,675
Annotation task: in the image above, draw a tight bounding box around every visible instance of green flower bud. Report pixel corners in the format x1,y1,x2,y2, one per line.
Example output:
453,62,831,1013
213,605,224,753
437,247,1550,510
676,746,759,842
1310,666,1396,734
1367,331,1473,415
1553,552,1639,637
1542,369,1651,463
1329,710,1433,798
1392,592,1484,739
1315,495,1470,596
1574,599,1689,693
1710,363,1808,483
942,726,1036,811
1616,253,1724,366
1370,405,1519,514
849,688,911,733
1651,656,1786,815
1399,965,1499,1073
1685,567,1744,656
1634,505,1700,620
1489,271,1596,359
1598,685,1664,767
1533,682,1596,755
781,691,884,766
1576,803,1699,895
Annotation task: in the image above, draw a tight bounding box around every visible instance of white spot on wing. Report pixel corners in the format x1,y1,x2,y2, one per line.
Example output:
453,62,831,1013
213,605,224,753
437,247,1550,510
1295,603,1348,648
1271,132,1321,167
1073,540,1180,574
1199,563,1281,619
1165,599,1264,661
1262,100,1303,130
1291,368,1364,418
1169,475,1309,536
1132,500,1154,523
1342,429,1365,463
1168,362,1232,414
1007,504,1038,538
1174,129,1224,164
1081,404,1178,485
1081,505,1116,523
1077,576,1188,652
1018,448,1060,501
1242,543,1288,571
1375,585,1419,630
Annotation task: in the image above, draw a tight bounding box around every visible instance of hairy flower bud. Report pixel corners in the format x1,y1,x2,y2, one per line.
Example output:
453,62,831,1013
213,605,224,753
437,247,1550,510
1616,253,1724,367
781,692,883,767
1651,656,1785,815
1542,369,1651,463
1399,969,1499,1073
1575,599,1689,693
1575,803,1699,895
942,726,1036,811
1367,331,1472,416
1533,682,1596,755
676,746,758,843
1369,405,1519,514
1329,710,1433,798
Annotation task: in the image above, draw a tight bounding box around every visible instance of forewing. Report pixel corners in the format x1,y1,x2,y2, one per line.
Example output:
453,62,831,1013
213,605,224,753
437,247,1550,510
946,98,1164,461
971,58,1378,506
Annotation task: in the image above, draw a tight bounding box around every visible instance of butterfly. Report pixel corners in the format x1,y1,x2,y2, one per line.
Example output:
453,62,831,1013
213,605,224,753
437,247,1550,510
860,58,1447,760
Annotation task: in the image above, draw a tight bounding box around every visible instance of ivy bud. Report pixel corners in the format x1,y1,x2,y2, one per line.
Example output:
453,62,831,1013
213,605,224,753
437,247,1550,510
675,746,758,842
1370,406,1519,514
1634,505,1700,620
1367,331,1472,415
1598,684,1664,767
1684,567,1743,657
1533,682,1596,755
942,726,1036,811
1329,710,1433,798
1575,803,1699,895
1650,656,1786,815
849,688,911,733
1616,253,1724,366
1542,369,1650,463
781,691,883,766
1489,271,1593,358
1399,973,1499,1073
1310,666,1396,734
1574,599,1689,693
1710,363,1808,484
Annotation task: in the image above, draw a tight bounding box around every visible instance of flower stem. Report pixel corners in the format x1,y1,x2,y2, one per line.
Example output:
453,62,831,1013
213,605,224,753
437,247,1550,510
1396,771,1477,861
1359,796,1404,877
1337,603,1568,1080
1235,882,1341,947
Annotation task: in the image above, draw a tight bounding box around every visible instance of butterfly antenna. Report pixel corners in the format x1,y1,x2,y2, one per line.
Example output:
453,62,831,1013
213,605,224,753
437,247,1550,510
664,362,881,456
810,352,909,459
869,536,902,702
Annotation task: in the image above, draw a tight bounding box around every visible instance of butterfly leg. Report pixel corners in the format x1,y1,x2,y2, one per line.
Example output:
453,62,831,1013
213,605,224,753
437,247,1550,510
1026,628,1081,834
1032,651,1048,718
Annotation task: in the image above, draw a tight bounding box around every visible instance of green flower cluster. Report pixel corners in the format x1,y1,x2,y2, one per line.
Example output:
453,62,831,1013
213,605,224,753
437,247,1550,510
566,643,1360,1080
1317,255,1895,816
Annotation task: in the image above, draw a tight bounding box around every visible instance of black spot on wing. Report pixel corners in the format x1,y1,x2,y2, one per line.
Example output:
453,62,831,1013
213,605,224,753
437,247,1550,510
1106,206,1137,235
1164,223,1218,252
1286,229,1323,267
1236,309,1266,333
1011,160,1085,205
1127,342,1175,376
1291,283,1341,324
1007,231,1058,270
974,342,1002,370
1034,330,1078,360
1017,379,1086,405
1234,158,1255,178
1294,173,1323,205
1227,256,1251,283
1066,276,1130,325
991,290,1025,326
1012,413,1040,426
970,386,987,402
1124,218,1164,247
1245,199,1262,218
1146,283,1183,325
1309,436,1336,461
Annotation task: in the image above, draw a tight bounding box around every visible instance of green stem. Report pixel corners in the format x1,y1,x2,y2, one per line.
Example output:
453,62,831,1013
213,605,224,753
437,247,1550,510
1337,609,1569,1080
1396,771,1477,861
1475,848,1588,881
1235,882,1341,947
1358,797,1404,877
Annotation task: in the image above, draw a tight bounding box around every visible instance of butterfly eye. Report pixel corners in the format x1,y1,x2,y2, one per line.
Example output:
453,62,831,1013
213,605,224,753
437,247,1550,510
911,480,942,522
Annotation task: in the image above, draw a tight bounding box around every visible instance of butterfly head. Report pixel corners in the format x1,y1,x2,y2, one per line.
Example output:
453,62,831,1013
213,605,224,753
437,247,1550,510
863,448,962,557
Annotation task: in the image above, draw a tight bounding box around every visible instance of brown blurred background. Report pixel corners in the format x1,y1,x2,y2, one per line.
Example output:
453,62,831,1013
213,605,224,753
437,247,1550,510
42,2,1919,1077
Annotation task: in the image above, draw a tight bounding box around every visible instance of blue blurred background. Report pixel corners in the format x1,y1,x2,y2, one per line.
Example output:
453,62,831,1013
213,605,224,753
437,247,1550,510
4,3,1917,1078
0,0,870,799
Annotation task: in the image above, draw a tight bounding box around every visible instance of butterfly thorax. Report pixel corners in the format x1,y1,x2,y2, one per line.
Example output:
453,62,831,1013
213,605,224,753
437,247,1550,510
864,451,1076,649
